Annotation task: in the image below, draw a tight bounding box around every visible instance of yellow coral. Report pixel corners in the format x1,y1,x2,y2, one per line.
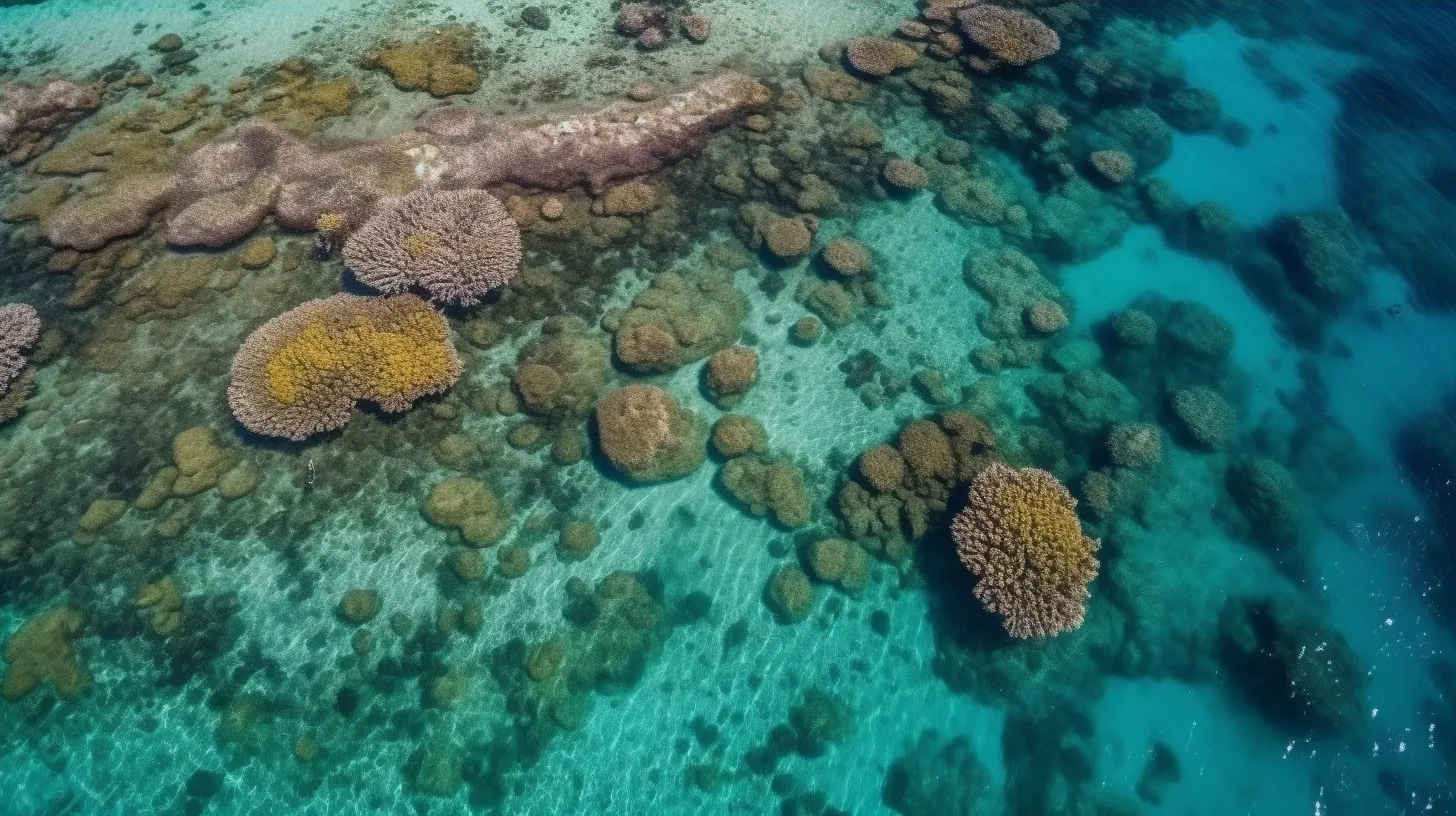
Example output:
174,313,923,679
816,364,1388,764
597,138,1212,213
402,231,434,257
263,313,457,410
950,463,1099,639
230,294,461,440
315,212,346,233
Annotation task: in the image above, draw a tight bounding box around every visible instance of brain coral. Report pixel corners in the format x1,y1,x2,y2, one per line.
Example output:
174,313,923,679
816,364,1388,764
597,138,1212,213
846,37,920,77
1170,386,1237,450
956,5,1060,70
711,414,767,458
950,463,1101,639
595,384,707,483
882,158,929,190
343,189,522,306
705,345,759,407
227,293,461,440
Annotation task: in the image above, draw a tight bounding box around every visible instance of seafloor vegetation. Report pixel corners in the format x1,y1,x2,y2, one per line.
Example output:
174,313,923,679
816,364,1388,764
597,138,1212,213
1,0,1454,814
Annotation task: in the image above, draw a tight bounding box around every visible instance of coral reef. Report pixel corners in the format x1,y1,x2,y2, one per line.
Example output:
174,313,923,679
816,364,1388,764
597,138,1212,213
711,414,767,458
766,564,815,623
424,477,509,546
44,73,771,251
1169,386,1237,450
1088,149,1135,185
705,345,759,408
950,463,1101,639
594,385,707,483
338,589,381,624
557,521,598,561
0,78,101,162
720,456,812,528
1227,457,1301,548
957,5,1061,71
512,323,609,418
804,538,871,594
361,26,480,97
883,158,929,190
606,270,747,373
342,189,522,306
788,687,854,756
1105,423,1163,469
821,237,872,277
846,38,920,77
838,412,1000,559
1267,208,1365,307
227,294,462,440
2,608,88,702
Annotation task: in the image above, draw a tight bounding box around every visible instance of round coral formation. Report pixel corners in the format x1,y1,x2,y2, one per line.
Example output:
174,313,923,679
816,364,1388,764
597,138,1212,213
424,476,510,545
806,538,871,594
1170,386,1237,450
859,443,907,493
227,294,462,441
821,237,872,276
1112,308,1157,347
343,189,522,306
711,414,768,458
950,463,1101,639
1089,149,1136,185
882,158,929,190
1106,422,1163,469
595,384,708,483
614,323,680,373
762,216,813,259
558,520,599,561
1026,299,1068,335
956,5,1060,69
706,345,759,406
766,564,814,624
792,316,824,345
338,589,381,624
846,37,920,77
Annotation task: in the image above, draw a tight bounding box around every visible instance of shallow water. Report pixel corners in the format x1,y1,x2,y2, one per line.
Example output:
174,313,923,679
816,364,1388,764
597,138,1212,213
1,1,1454,814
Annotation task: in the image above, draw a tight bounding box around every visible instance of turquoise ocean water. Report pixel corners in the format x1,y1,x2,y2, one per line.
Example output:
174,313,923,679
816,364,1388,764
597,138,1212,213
1,1,1454,814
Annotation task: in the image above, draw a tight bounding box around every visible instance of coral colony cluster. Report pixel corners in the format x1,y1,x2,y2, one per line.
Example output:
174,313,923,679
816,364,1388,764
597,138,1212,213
0,0,1450,813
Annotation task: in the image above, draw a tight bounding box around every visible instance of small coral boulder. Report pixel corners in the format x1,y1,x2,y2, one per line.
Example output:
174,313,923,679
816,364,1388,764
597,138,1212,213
595,385,707,483
424,477,510,545
2,607,88,702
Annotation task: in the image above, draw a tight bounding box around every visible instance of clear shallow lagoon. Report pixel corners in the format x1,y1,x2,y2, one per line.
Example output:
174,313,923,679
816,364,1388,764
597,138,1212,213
0,1,1454,814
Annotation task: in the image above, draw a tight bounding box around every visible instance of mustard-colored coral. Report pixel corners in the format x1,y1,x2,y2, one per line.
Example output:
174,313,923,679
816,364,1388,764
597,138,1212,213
950,463,1099,639
363,26,480,97
229,294,461,440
